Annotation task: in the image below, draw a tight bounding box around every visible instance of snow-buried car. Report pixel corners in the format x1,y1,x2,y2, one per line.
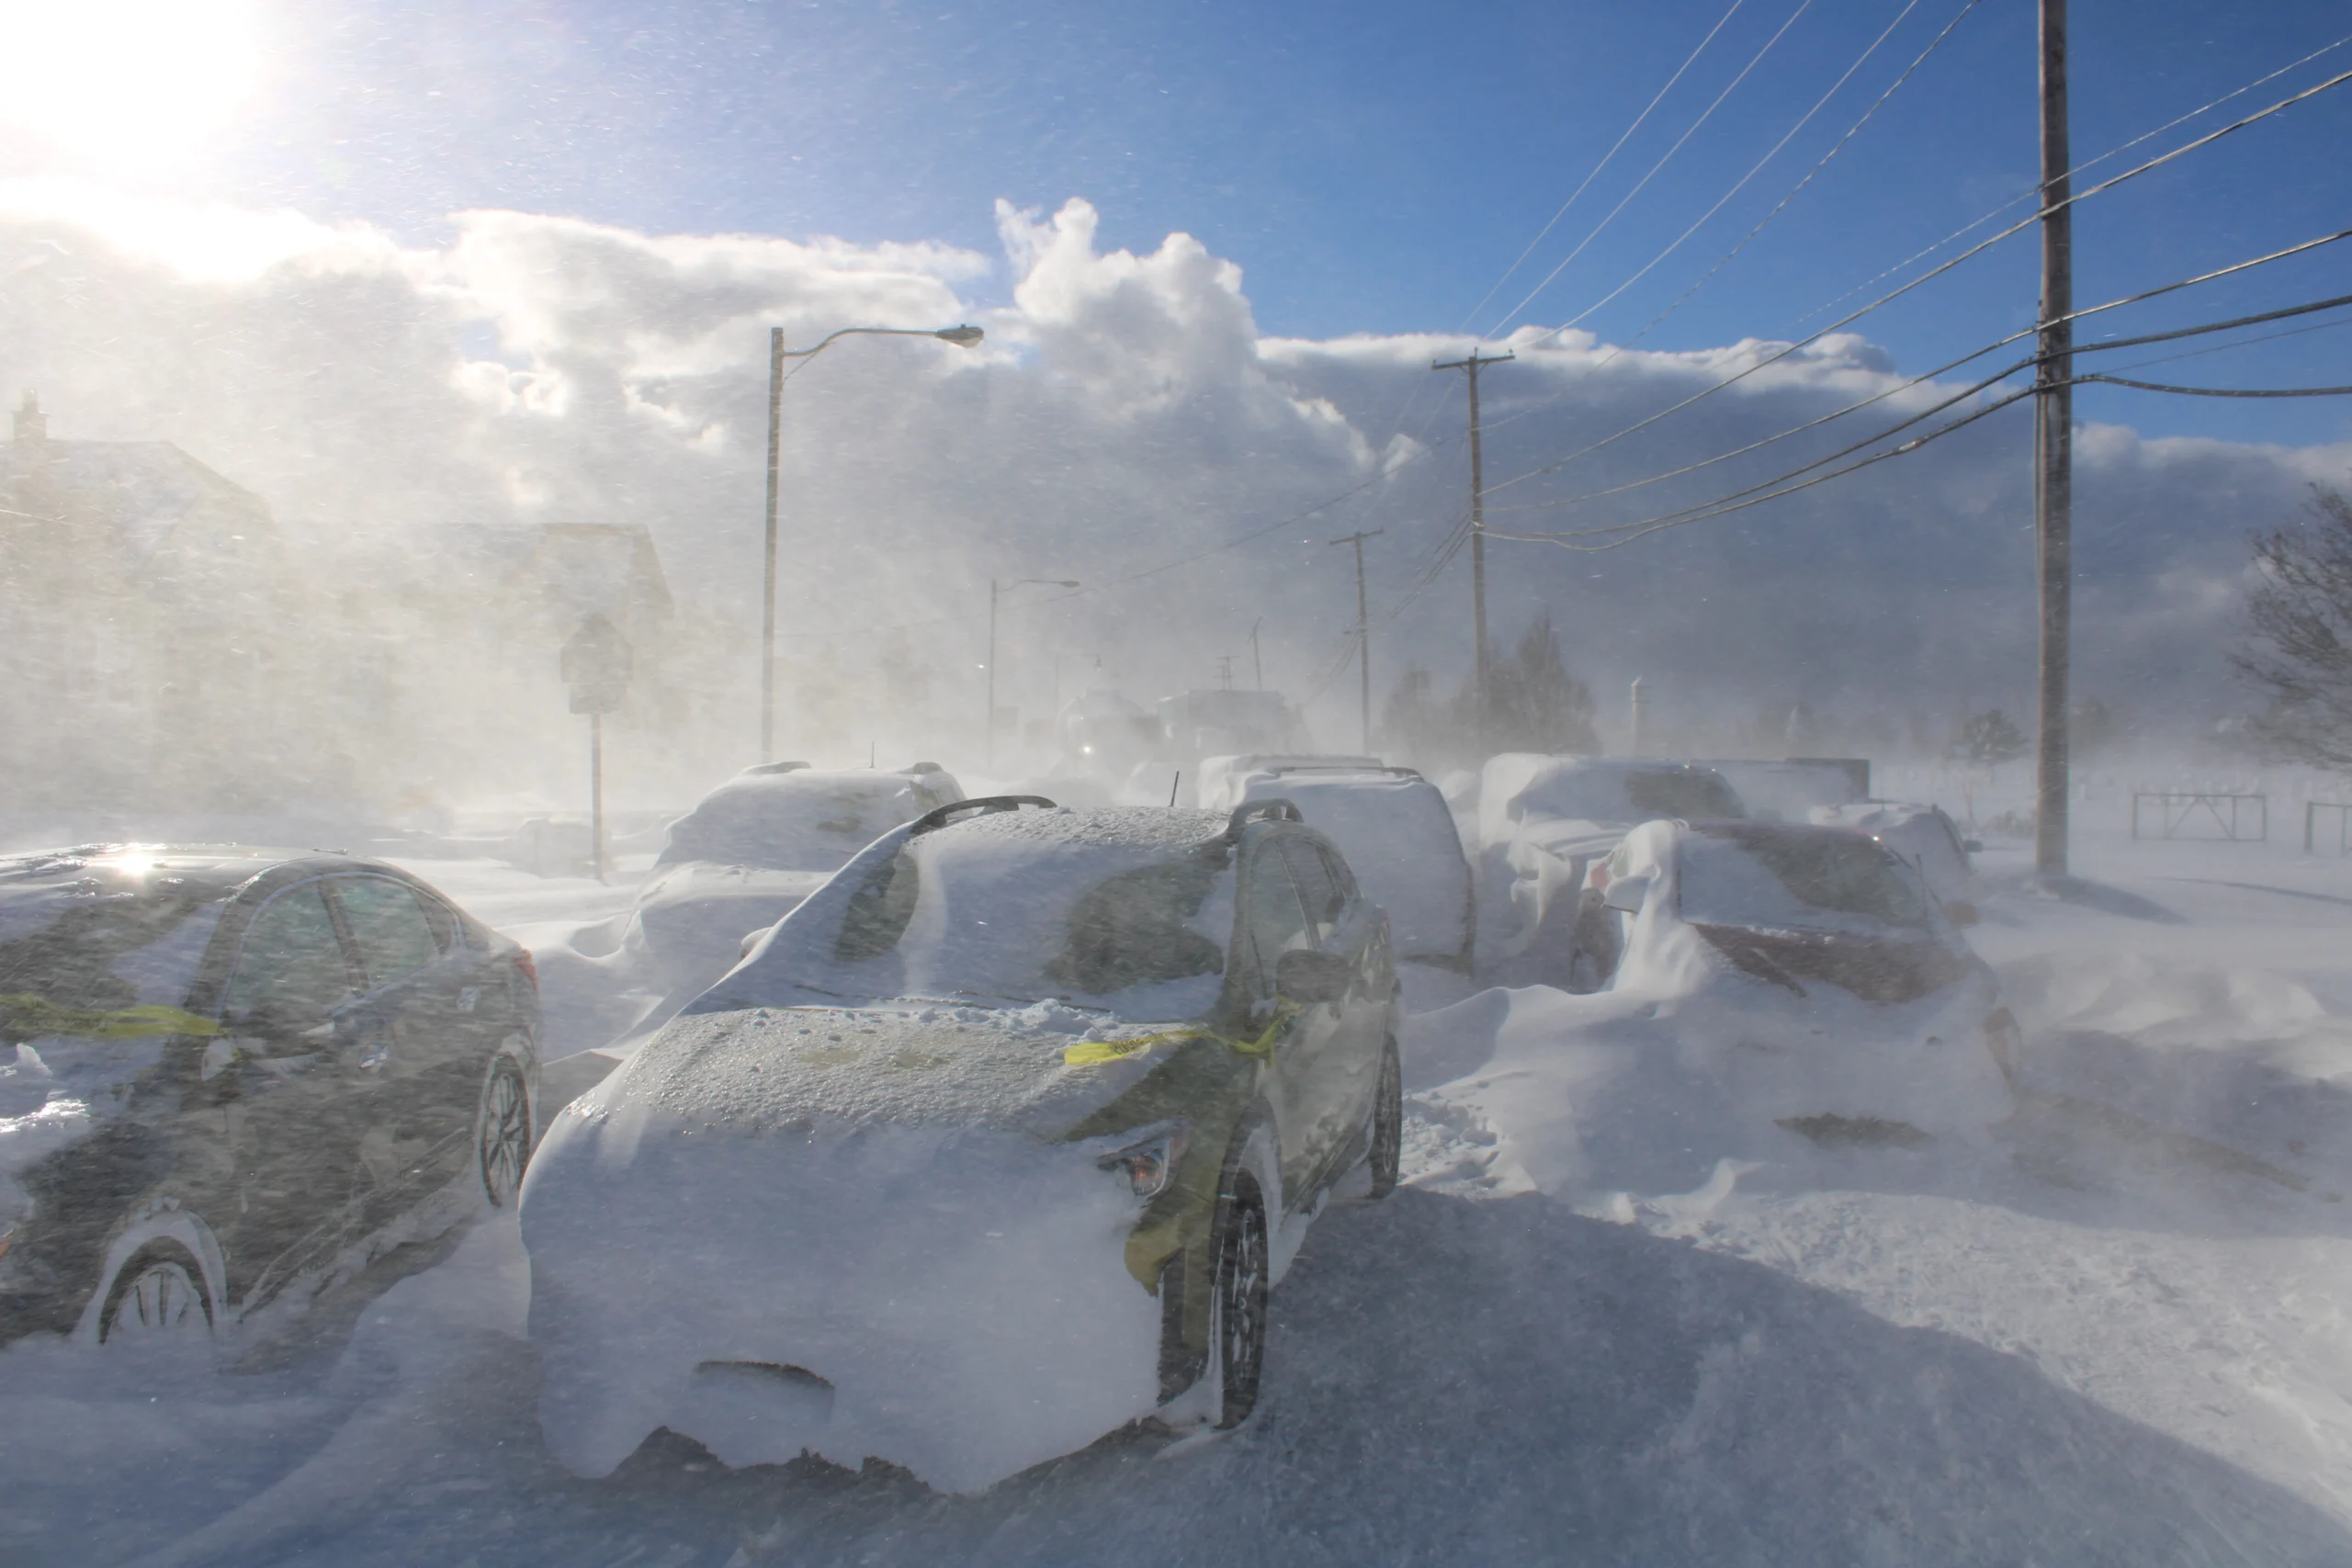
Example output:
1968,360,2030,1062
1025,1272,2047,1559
1567,818,2017,1148
522,796,1404,1492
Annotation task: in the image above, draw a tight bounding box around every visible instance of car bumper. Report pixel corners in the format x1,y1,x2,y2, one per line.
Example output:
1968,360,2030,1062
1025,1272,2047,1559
523,1108,1161,1493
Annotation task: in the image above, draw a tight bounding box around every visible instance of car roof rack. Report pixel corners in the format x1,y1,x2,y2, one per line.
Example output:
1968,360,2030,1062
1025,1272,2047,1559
909,795,1057,836
1225,798,1302,839
741,760,810,775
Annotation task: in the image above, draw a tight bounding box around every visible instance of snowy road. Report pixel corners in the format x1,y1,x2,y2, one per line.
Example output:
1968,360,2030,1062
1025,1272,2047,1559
10,823,2352,1564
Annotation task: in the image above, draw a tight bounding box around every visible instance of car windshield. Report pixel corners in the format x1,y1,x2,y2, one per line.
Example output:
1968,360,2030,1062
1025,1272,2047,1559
657,775,924,873
805,830,1234,1015
1678,829,1932,935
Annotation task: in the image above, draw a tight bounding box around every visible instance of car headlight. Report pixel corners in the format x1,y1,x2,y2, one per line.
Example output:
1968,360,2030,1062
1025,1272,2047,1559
1097,1122,1192,1200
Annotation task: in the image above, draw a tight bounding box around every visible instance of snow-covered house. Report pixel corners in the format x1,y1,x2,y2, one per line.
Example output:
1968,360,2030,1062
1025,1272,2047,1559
0,391,303,810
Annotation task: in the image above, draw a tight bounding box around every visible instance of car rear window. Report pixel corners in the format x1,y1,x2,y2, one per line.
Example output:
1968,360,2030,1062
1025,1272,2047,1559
1679,830,1932,934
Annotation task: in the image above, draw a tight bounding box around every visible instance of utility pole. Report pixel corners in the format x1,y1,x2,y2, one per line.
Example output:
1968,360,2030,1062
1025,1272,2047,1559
1249,618,1263,690
1432,350,1514,755
2034,0,2074,882
761,326,786,763
1329,528,1385,753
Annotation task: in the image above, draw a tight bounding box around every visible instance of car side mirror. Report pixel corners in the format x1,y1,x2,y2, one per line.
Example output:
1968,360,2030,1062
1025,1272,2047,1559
1943,899,1980,927
1962,839,1983,854
1600,874,1652,915
1274,948,1351,1006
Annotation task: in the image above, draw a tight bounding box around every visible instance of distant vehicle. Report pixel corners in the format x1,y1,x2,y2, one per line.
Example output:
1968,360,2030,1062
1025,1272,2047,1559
1694,758,1871,822
1159,688,1309,766
1809,801,1980,915
1567,818,2017,1143
1055,689,1165,780
1475,755,1747,985
0,845,541,1350
629,762,962,995
1197,756,1474,973
524,796,1403,1494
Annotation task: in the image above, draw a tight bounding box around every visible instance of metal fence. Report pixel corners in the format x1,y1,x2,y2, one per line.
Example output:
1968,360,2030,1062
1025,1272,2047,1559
2307,800,2352,855
2131,792,2268,842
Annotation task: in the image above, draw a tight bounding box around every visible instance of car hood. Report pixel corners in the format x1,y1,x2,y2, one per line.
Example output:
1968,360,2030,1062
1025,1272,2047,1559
566,999,1194,1146
1690,923,1973,1006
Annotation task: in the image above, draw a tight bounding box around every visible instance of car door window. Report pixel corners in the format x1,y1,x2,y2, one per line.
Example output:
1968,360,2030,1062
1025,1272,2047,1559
335,877,443,987
1280,837,1347,939
222,885,354,1037
1244,843,1313,992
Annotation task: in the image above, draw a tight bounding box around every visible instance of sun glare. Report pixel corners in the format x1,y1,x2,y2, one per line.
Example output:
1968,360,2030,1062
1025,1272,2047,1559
0,0,261,170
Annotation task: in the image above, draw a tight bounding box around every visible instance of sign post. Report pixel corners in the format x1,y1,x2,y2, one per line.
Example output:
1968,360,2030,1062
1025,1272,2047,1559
560,614,632,882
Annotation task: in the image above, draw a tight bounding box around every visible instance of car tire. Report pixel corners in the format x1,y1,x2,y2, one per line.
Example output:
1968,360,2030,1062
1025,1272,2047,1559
478,1056,534,1209
1367,1041,1403,1200
1209,1172,1270,1430
97,1240,215,1346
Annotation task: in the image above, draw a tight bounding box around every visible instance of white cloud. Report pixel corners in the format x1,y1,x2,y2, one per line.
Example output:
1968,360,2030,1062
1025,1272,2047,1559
0,180,2341,782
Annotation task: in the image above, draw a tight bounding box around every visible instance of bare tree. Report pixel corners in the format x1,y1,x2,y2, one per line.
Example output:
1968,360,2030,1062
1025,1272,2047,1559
2235,485,2352,770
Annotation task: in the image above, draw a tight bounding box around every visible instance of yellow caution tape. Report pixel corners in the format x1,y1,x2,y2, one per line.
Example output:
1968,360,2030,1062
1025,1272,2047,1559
1062,1004,1295,1067
0,995,224,1042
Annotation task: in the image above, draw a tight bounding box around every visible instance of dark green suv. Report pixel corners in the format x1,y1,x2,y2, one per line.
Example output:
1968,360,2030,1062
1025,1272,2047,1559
524,797,1404,1493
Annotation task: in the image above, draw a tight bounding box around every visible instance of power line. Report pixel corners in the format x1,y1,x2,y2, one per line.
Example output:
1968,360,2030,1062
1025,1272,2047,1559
2081,374,2352,398
1794,28,2352,328
1494,244,2352,518
1457,0,1749,336
1604,0,1982,354
1534,0,1933,344
1477,70,2352,502
1487,0,1817,337
1498,277,2352,547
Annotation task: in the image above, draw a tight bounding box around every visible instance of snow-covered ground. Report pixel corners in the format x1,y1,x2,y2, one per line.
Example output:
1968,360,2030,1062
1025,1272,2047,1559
9,792,2352,1563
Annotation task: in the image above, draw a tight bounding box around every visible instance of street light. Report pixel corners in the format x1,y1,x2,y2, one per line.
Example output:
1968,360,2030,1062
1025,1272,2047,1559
988,577,1080,768
760,322,986,761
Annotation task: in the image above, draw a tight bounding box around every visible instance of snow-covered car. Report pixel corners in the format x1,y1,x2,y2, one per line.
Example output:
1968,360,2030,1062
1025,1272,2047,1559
1566,818,2017,1145
0,845,540,1350
1197,755,1473,972
1476,754,1746,985
1809,800,1979,913
629,761,962,993
523,795,1403,1492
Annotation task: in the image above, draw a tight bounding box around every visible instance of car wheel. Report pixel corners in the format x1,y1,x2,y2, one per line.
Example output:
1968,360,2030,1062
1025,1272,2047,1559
98,1241,214,1345
1367,1041,1403,1200
1210,1173,1269,1429
478,1057,534,1208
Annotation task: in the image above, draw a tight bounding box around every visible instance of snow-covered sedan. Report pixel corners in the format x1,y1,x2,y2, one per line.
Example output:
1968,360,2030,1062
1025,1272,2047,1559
1567,818,2017,1146
0,846,540,1350
523,796,1403,1492
629,761,962,995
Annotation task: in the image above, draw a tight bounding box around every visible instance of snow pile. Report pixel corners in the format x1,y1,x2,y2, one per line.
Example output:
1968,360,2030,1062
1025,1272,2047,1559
2001,949,2352,1189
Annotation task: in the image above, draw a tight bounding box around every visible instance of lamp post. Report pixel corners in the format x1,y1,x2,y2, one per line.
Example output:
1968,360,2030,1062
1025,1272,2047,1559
988,577,1080,768
761,322,986,762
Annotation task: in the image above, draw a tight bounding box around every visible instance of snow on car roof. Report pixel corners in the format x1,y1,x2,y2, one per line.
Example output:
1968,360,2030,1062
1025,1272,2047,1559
923,804,1228,852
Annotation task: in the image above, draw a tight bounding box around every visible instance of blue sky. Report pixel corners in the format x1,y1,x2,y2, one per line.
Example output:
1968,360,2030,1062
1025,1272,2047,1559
8,0,2351,448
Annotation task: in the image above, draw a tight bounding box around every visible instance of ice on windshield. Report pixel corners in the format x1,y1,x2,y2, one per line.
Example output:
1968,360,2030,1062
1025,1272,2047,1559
1677,829,1933,935
656,772,932,874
